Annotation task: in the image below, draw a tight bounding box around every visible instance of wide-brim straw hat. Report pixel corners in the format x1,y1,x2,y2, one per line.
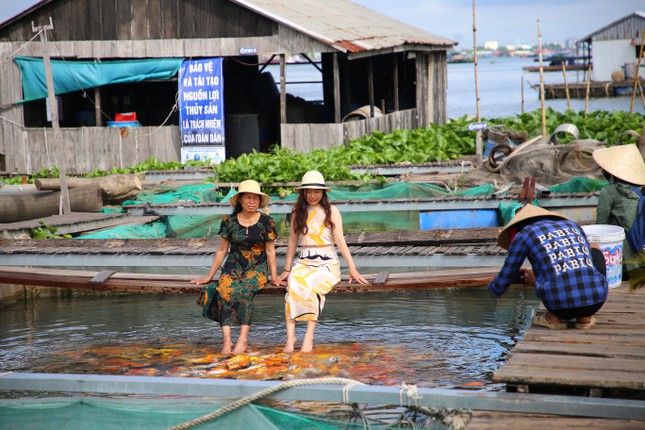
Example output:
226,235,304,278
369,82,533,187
229,180,270,208
497,204,569,250
295,170,331,191
592,143,645,186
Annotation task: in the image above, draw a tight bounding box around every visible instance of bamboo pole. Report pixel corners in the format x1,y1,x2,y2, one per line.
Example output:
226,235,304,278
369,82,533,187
637,79,645,110
562,62,572,110
537,19,546,137
521,76,525,113
472,0,482,167
584,65,592,119
630,31,645,113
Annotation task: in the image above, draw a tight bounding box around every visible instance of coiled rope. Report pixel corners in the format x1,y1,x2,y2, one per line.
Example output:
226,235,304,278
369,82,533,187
166,377,365,430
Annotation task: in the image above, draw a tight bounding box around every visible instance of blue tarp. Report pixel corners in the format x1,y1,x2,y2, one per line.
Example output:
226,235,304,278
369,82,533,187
14,57,183,103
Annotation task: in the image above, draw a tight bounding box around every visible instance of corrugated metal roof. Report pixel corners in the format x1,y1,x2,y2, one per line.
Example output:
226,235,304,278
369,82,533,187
231,0,457,53
579,11,645,43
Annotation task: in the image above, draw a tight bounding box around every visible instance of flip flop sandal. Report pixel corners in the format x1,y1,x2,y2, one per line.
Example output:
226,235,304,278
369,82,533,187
532,313,567,329
575,316,596,330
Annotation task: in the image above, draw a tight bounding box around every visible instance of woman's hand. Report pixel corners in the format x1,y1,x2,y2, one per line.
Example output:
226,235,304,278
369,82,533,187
348,268,368,285
190,276,211,285
276,270,290,285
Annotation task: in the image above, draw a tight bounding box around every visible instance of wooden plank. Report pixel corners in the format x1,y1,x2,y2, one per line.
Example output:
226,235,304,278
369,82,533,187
493,366,645,390
468,411,645,430
511,341,645,359
504,353,645,373
89,270,116,284
373,272,389,285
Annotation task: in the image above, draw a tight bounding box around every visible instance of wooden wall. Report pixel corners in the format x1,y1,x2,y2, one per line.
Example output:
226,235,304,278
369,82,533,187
281,109,419,153
0,0,276,41
2,123,179,174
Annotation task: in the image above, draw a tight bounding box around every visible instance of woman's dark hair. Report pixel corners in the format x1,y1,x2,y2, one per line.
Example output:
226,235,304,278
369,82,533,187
288,190,334,235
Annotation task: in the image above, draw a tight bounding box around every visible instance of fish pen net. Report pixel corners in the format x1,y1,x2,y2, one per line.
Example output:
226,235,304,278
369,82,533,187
0,396,470,430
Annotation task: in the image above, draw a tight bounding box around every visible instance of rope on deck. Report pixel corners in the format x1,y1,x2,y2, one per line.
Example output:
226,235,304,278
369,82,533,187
166,377,366,430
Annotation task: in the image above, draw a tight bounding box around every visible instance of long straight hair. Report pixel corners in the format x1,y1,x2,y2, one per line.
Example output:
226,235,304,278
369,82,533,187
288,190,334,235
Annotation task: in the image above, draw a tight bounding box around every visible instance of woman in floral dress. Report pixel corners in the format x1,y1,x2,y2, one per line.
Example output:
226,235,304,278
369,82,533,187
192,180,282,355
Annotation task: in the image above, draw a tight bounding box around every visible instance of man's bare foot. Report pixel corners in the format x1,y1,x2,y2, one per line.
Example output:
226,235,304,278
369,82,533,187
545,311,564,325
221,343,233,354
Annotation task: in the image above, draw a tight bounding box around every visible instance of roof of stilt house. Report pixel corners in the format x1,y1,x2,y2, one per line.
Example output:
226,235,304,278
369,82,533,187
0,0,456,56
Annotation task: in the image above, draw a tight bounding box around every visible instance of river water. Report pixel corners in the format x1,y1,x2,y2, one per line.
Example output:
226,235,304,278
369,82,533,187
268,56,645,118
0,287,539,388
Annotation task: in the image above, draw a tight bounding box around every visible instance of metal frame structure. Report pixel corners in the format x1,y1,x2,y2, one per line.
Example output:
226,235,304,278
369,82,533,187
1,372,643,420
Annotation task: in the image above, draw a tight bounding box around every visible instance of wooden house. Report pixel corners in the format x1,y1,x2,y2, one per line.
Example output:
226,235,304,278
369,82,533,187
0,0,455,175
578,11,645,82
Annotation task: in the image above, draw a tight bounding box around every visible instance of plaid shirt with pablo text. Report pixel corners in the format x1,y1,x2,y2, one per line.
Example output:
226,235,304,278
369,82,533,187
489,219,608,310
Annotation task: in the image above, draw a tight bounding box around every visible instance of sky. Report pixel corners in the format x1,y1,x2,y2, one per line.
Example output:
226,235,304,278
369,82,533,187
0,0,642,49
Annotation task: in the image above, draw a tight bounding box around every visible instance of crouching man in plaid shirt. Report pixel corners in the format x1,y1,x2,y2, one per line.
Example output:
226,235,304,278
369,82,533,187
489,205,608,330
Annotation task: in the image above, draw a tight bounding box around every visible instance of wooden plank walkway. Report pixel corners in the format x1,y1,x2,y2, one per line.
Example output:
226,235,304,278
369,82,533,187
0,265,500,294
493,284,645,397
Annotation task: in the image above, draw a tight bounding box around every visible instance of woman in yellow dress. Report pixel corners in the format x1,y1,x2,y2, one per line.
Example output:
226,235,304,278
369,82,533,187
278,171,368,353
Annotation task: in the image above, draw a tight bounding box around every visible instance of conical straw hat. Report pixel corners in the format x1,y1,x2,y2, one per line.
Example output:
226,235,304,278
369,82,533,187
497,204,569,250
229,180,270,208
592,143,645,185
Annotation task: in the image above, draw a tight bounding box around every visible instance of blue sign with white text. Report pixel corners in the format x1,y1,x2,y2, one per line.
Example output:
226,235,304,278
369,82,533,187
178,58,225,146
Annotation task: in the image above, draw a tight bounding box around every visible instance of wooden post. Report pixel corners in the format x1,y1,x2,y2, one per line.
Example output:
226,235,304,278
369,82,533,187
333,53,340,123
472,0,482,167
279,54,286,124
34,17,70,215
537,19,547,137
562,62,572,110
584,65,592,119
368,57,375,117
393,54,399,112
94,87,102,126
630,31,645,113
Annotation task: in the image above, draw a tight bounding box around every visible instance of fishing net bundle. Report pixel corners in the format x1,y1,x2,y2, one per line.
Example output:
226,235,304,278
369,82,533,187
496,124,606,186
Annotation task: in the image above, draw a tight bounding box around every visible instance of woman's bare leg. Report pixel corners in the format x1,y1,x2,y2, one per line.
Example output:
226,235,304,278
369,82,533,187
221,325,233,354
301,320,317,353
284,319,296,352
232,324,250,355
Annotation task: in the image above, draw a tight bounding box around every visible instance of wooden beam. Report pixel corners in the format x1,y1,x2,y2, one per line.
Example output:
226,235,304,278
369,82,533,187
333,52,340,123
279,54,286,124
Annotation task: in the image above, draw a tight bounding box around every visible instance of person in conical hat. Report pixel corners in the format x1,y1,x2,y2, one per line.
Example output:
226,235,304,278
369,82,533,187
489,204,608,330
191,180,283,355
593,144,645,272
278,170,368,353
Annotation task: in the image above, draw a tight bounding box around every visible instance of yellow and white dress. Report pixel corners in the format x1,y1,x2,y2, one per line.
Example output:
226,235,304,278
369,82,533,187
285,205,341,321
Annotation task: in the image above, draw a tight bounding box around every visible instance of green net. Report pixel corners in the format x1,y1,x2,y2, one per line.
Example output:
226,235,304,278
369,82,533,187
0,398,403,430
79,178,603,239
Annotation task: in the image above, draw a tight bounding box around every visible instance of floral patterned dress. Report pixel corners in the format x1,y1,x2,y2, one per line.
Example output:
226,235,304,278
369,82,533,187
212,212,277,326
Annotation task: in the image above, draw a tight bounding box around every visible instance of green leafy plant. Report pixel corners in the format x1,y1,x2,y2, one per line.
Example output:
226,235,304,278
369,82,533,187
31,221,72,239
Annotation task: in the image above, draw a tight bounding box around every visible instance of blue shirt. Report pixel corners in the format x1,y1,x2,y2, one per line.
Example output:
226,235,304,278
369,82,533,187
489,219,608,310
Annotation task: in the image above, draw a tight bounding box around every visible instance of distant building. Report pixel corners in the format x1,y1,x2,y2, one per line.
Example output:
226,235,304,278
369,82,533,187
578,11,645,82
484,41,499,50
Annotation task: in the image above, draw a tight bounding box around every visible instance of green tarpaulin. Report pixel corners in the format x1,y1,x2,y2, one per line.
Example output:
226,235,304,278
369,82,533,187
14,57,183,103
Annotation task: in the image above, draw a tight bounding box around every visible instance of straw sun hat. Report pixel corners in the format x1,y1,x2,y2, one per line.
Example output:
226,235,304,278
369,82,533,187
228,180,270,208
592,143,645,186
497,205,569,250
295,170,331,191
